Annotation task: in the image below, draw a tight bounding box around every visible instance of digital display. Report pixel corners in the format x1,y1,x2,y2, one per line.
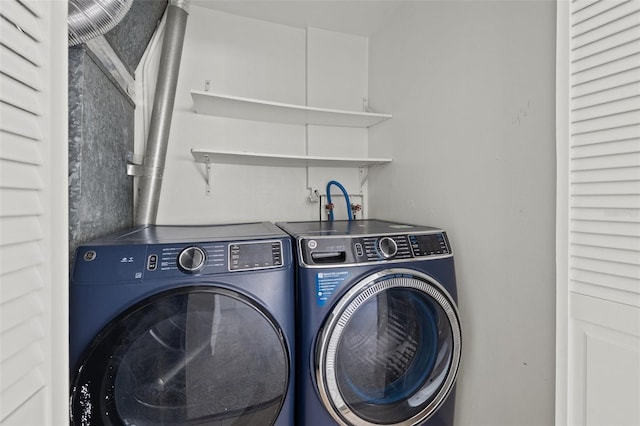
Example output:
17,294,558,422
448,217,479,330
410,234,449,256
229,241,282,271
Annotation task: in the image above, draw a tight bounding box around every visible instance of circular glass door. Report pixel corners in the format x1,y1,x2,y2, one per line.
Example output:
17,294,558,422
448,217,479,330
316,269,461,426
70,286,289,426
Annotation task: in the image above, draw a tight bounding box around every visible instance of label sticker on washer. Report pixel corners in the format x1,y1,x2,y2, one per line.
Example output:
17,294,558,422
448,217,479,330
316,271,349,306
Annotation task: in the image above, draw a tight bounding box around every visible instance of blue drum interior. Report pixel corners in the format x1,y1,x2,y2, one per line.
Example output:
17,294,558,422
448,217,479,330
336,289,439,404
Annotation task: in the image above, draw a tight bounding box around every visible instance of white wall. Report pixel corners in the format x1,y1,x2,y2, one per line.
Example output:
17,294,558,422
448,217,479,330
368,2,556,425
152,2,557,425
155,8,370,225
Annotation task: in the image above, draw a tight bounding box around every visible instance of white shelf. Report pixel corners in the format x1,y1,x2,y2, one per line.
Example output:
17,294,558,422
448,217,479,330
191,149,392,168
191,90,392,128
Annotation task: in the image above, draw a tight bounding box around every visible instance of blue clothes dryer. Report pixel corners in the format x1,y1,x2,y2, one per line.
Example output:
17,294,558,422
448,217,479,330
69,223,295,426
276,219,462,426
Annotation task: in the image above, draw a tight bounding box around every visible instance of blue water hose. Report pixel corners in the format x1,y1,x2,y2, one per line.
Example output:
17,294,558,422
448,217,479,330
326,180,352,221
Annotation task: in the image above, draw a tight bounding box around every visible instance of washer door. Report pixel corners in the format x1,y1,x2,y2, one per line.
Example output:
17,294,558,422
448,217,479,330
316,269,461,426
70,286,290,426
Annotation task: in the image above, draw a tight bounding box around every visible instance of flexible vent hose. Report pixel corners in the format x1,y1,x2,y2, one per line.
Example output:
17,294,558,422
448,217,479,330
326,180,352,222
68,0,134,46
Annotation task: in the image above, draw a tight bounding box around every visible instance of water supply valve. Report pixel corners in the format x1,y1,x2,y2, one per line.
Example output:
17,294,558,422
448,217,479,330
325,203,335,219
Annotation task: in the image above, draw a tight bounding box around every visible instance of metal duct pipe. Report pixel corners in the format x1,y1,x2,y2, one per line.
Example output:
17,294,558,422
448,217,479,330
135,0,189,225
68,0,134,46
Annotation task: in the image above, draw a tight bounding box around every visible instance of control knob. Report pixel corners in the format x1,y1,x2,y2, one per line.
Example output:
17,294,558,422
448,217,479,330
177,246,206,273
377,237,398,259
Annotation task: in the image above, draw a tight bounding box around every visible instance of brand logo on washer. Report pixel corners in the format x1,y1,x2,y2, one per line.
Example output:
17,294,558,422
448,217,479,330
307,240,318,249
83,250,97,261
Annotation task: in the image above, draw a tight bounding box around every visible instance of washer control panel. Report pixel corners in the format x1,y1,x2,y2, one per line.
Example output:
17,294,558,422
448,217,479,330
73,238,287,283
299,232,450,267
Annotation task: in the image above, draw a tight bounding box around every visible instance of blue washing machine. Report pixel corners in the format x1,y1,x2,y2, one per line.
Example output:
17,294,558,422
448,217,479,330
69,223,295,426
276,219,462,426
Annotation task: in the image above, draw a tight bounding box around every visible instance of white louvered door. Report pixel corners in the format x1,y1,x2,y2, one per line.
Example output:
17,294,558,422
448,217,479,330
0,1,68,424
558,1,640,425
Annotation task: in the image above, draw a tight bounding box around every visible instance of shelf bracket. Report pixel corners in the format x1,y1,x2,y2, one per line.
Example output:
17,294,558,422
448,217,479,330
203,154,212,195
359,166,370,187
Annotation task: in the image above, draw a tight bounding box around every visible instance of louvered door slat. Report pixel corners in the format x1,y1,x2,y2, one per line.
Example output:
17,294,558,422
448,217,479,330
571,256,640,279
573,0,602,15
0,74,43,116
572,194,640,208
0,268,43,304
0,369,44,421
572,180,640,194
572,95,640,122
571,207,640,223
0,241,43,281
572,67,640,97
0,17,41,67
572,52,640,85
573,244,640,264
572,23,640,61
571,219,640,236
0,317,44,362
572,0,628,26
573,11,640,50
572,138,640,158
572,269,640,292
0,291,43,333
572,81,640,110
572,123,640,145
18,0,42,18
572,231,640,251
0,160,44,190
572,108,640,132
0,45,42,90
572,39,640,73
571,165,640,182
0,188,42,217
0,216,43,246
0,104,43,140
573,1,639,38
0,342,44,392
0,132,43,165
0,0,42,42
571,151,640,169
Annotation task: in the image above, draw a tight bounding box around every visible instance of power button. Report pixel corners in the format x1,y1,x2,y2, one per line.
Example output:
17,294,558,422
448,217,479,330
354,243,364,257
147,254,158,271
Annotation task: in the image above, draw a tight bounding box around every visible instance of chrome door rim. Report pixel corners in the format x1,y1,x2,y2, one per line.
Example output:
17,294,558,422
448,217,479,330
315,268,462,426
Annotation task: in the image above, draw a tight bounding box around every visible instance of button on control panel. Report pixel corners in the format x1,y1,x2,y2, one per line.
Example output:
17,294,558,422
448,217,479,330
354,242,364,257
147,254,158,271
377,237,398,259
177,246,207,273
